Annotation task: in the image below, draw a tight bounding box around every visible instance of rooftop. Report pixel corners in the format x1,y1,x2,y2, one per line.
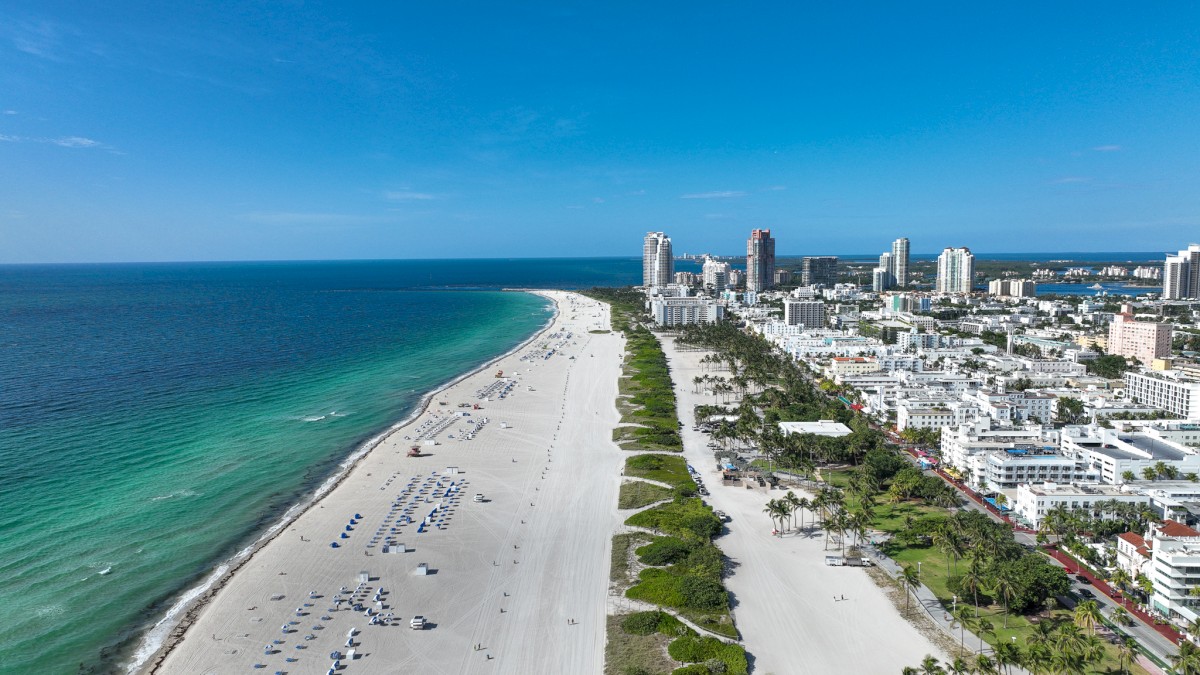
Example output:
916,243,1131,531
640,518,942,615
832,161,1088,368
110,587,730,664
778,420,853,438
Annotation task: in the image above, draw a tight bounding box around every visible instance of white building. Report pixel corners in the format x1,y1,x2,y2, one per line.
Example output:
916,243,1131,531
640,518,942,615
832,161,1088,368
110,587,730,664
702,257,731,292
1147,520,1200,624
779,420,853,438
1125,370,1200,420
1163,244,1200,300
1060,425,1200,484
984,450,1090,489
650,296,723,327
937,247,976,294
941,421,1058,487
1014,482,1150,530
642,232,673,288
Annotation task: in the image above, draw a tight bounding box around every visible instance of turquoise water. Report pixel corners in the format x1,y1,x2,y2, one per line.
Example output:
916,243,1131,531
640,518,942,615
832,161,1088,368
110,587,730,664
0,262,560,674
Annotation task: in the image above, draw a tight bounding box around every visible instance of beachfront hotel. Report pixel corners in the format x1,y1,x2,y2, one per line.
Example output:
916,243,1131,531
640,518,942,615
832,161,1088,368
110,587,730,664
643,232,674,289
745,229,776,292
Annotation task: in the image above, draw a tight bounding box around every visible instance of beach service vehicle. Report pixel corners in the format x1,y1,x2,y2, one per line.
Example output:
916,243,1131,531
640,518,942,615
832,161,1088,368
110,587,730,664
473,494,484,502
410,615,426,630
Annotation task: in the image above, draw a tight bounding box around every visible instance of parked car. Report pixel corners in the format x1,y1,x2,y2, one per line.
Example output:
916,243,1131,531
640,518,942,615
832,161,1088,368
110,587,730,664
410,615,426,630
1075,574,1091,584
1078,588,1095,599
473,494,484,502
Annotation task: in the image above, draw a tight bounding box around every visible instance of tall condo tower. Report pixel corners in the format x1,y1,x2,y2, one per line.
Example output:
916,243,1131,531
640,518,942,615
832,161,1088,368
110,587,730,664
642,232,674,288
873,253,894,292
1163,244,1200,300
936,247,975,294
746,229,776,292
800,256,838,287
891,237,910,288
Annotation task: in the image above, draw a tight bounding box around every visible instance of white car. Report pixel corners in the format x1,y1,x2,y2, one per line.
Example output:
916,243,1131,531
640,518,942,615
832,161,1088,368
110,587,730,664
410,615,426,630
473,494,484,502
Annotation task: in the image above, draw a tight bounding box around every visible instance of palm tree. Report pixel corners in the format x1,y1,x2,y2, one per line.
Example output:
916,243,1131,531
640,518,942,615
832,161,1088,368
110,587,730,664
1110,605,1131,627
1137,574,1154,602
958,557,987,617
1116,637,1137,674
1110,567,1131,591
990,571,1019,628
1175,640,1200,675
974,616,995,655
947,656,970,675
900,564,920,614
1073,599,1102,635
919,654,946,675
973,653,998,675
993,641,1021,675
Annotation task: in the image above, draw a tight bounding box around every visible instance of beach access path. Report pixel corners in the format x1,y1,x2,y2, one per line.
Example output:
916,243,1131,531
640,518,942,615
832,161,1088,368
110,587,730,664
150,292,625,675
660,336,949,673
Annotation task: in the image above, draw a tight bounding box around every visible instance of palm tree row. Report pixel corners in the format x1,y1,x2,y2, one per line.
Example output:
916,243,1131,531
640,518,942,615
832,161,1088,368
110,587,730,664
904,619,1139,674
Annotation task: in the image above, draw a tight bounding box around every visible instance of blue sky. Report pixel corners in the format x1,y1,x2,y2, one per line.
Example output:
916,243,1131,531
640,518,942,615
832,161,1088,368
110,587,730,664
2,2,1198,263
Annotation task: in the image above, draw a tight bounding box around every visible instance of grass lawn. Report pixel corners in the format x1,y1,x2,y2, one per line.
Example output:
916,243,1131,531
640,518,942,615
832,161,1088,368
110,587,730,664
619,481,675,510
604,614,678,675
625,454,691,487
888,542,1148,673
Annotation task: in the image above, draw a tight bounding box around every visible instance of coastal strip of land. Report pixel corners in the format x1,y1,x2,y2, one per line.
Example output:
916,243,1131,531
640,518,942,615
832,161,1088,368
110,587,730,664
145,291,625,675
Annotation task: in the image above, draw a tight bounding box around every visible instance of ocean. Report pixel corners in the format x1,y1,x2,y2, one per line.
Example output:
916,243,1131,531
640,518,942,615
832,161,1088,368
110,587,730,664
0,259,649,674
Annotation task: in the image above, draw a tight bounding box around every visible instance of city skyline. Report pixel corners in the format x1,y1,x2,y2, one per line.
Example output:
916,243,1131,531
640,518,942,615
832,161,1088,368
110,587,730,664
3,4,1200,263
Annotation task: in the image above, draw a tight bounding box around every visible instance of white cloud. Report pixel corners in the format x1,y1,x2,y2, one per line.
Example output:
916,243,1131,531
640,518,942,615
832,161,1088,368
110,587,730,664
1093,145,1121,152
53,136,100,148
0,134,18,142
1051,176,1091,184
384,190,438,201
680,191,747,199
3,110,16,115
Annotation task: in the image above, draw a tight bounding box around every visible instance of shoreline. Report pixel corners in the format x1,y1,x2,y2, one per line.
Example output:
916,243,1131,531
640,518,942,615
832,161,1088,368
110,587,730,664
130,290,561,674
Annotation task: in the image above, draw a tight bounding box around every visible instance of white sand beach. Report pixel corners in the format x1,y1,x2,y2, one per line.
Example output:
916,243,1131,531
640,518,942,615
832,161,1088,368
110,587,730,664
660,335,949,674
148,292,625,675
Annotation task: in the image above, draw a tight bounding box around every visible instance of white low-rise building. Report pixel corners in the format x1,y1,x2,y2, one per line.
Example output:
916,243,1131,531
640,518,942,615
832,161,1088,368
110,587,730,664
983,450,1091,489
1125,370,1200,420
1014,482,1150,530
650,297,724,326
778,420,853,438
941,421,1058,487
1061,426,1200,484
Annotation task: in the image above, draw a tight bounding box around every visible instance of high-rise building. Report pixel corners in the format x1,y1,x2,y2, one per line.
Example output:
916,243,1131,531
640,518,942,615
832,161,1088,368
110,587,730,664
783,299,826,328
936,247,975,294
891,238,910,288
871,238,909,291
800,256,838,287
1108,304,1172,366
873,252,894,292
642,232,673,288
988,279,1037,298
774,269,792,286
746,229,776,292
1163,244,1200,300
701,257,731,292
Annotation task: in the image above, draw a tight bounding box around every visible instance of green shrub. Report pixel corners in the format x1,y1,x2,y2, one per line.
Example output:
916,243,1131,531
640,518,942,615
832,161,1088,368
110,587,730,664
671,666,709,675
626,568,687,607
621,611,665,636
637,538,695,566
626,499,721,542
667,637,747,675
680,576,727,610
667,636,718,662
